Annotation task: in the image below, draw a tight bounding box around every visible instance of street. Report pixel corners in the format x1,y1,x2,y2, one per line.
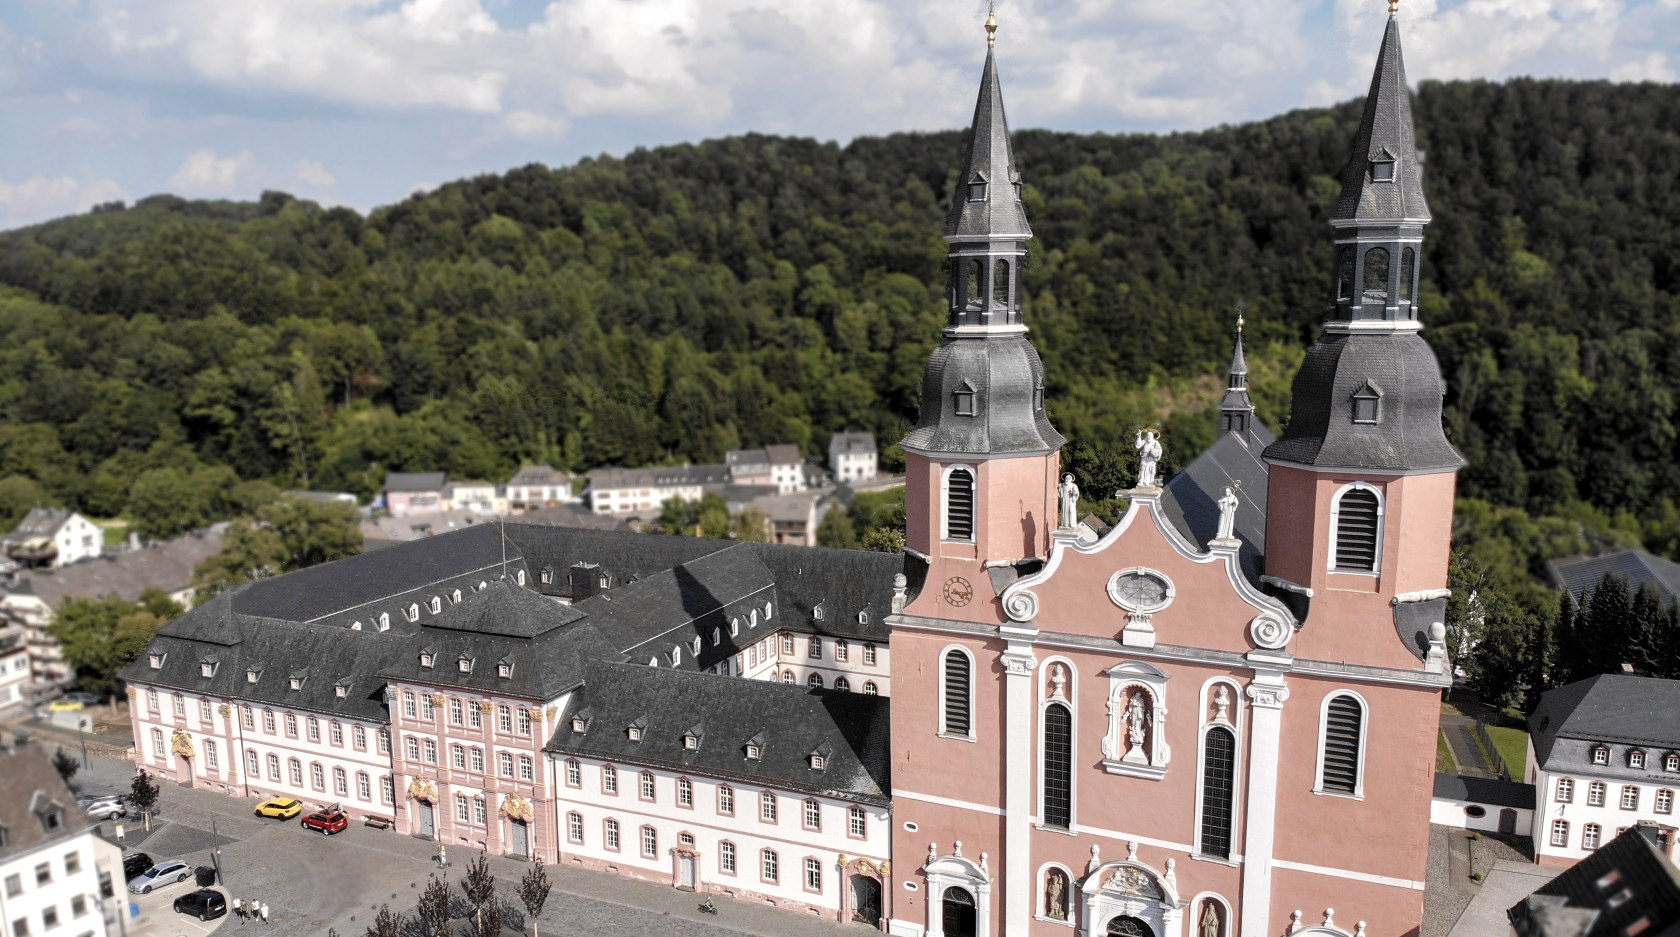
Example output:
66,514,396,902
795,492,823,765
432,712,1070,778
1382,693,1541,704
71,752,874,937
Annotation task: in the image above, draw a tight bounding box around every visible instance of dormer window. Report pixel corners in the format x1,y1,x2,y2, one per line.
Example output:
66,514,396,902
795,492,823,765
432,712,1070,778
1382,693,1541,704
669,647,682,666
691,637,701,655
420,652,434,669
1666,753,1680,772
430,597,442,614
516,570,525,586
199,661,215,678
746,744,762,761
857,611,869,625
148,652,165,670
1371,157,1395,183
451,589,462,604
953,382,976,417
288,676,302,691
627,723,644,743
572,717,587,733
540,568,552,585
350,620,362,631
1352,381,1382,425
497,661,512,678
1630,750,1647,769
598,574,610,589
334,684,348,699
377,613,390,632
711,628,720,647
246,668,260,684
1593,746,1610,766
814,603,826,622
731,618,740,637
810,754,827,771
684,734,699,751
458,656,473,673
967,175,987,201
405,603,419,622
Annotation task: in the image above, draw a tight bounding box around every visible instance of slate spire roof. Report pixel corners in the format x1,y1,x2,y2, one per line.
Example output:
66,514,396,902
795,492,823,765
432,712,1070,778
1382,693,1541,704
1333,13,1430,225
943,44,1030,241
1219,314,1255,437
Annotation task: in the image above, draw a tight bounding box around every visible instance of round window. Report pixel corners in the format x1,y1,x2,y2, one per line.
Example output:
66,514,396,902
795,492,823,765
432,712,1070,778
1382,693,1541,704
1464,805,1486,819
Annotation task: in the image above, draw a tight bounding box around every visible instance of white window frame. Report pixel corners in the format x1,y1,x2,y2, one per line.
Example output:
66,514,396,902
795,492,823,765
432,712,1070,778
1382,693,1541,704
938,645,977,742
1326,481,1385,575
1312,690,1369,800
1549,819,1569,847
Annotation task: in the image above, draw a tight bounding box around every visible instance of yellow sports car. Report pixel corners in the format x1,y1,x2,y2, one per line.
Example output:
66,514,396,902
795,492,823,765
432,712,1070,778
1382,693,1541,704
253,797,303,820
46,699,85,712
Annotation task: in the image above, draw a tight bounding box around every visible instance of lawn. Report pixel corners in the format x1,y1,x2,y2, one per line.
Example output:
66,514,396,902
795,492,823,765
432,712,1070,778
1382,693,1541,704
1485,725,1529,779
1436,729,1457,773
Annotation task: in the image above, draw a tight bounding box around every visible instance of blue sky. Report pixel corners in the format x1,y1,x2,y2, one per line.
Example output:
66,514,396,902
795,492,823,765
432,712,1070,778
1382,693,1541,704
1,0,1676,231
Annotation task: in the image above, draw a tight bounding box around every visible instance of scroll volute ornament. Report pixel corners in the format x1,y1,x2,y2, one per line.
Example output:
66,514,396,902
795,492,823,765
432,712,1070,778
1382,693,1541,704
500,793,535,822
408,776,439,803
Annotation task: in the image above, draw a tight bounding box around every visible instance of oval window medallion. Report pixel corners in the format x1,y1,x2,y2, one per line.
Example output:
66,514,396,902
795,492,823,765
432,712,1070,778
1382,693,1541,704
1107,567,1175,614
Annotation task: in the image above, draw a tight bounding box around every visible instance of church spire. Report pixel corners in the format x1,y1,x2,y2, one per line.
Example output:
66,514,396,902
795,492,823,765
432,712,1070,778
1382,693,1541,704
1219,307,1255,438
944,16,1031,246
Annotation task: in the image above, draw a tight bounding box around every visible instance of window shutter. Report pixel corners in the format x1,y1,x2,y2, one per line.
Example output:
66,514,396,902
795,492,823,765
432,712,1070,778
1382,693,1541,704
946,469,975,540
1321,695,1363,793
1042,703,1072,829
1334,489,1380,571
943,652,971,737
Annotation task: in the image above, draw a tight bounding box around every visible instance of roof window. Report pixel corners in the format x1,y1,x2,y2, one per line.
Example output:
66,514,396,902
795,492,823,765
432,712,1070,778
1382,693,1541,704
148,652,166,670
419,652,434,669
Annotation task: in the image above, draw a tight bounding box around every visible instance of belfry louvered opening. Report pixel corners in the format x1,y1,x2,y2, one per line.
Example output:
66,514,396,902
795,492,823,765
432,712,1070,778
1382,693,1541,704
946,468,976,541
1320,694,1364,794
1333,487,1380,571
942,650,972,738
1042,702,1072,829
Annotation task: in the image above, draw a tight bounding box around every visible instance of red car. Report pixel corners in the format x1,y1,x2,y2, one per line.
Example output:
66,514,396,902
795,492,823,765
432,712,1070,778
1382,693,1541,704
300,807,349,835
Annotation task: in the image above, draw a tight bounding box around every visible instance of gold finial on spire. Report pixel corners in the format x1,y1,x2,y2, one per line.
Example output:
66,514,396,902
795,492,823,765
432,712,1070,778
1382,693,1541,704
1388,0,1399,15
985,2,998,46
1235,300,1246,334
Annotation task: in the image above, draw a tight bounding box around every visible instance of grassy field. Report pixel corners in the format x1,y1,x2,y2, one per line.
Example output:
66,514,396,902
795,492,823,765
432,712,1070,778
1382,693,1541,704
1485,725,1529,778
1437,729,1457,773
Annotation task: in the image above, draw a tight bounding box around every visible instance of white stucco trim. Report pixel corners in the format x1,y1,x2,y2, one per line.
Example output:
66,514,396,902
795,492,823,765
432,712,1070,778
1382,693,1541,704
895,789,1005,817
1037,656,1078,832
1271,858,1426,890
939,463,978,544
1192,678,1245,862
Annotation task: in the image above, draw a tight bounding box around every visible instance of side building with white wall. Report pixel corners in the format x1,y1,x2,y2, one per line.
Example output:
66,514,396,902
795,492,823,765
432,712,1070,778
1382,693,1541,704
0,742,121,937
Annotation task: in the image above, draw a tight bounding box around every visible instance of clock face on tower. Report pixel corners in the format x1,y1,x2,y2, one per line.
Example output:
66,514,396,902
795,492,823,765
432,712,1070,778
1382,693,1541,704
942,577,974,607
1107,568,1174,613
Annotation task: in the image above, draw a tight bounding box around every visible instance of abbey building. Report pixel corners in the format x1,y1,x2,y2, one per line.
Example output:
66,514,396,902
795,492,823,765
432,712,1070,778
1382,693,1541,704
120,8,1457,937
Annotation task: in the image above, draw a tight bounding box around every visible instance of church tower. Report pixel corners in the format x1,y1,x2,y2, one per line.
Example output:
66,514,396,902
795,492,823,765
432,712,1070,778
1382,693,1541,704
1219,314,1255,440
1262,5,1463,670
901,11,1065,622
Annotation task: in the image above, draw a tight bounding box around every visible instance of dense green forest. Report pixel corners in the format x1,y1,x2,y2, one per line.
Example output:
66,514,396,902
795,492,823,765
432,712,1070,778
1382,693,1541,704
2,78,1678,685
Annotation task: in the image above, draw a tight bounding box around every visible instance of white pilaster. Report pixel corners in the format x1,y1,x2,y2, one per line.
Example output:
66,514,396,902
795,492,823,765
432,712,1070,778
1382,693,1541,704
1240,662,1290,937
1001,640,1038,936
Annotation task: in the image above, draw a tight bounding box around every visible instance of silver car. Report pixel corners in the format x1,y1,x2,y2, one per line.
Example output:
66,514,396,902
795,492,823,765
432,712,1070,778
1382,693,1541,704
127,860,191,894
78,796,126,821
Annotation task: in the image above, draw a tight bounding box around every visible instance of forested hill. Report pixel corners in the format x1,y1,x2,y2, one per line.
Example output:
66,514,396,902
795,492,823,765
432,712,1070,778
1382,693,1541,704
0,78,1677,556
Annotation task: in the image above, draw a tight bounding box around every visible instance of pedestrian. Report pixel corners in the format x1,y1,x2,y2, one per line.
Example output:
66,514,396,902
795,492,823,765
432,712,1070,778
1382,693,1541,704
233,897,243,923
437,844,448,867
251,897,260,921
260,903,269,924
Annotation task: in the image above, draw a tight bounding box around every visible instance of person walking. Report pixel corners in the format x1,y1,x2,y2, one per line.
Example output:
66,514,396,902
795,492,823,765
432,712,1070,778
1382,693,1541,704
259,903,269,924
232,897,243,923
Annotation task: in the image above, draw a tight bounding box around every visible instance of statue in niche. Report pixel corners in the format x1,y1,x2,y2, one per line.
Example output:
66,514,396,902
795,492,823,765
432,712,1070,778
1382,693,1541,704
1134,430,1163,488
1200,901,1221,937
1123,690,1149,764
1213,685,1231,723
1058,474,1080,529
1215,486,1239,540
1045,870,1067,920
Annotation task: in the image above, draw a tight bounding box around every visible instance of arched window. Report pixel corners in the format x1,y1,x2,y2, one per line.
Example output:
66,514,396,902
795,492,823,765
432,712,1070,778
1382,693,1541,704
1042,702,1072,829
945,467,976,541
941,649,973,738
966,259,983,309
1400,247,1416,302
1336,247,1354,301
1331,484,1382,572
1318,693,1366,796
1363,247,1390,302
808,673,824,689
992,259,1010,310
1200,726,1236,858
834,677,851,692
863,681,879,695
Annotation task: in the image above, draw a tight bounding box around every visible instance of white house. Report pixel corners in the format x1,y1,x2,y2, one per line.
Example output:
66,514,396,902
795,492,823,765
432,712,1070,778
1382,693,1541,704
505,466,575,512
3,510,103,571
585,466,729,516
0,626,32,716
0,742,122,937
1526,674,1680,867
445,481,504,516
547,662,892,926
827,434,878,484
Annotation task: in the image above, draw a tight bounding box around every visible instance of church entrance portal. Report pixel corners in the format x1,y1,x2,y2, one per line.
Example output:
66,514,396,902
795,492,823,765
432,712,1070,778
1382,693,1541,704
850,874,882,926
941,886,976,937
1107,917,1155,937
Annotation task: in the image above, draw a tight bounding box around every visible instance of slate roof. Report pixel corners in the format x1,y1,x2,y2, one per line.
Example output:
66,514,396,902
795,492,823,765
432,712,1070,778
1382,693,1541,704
573,545,779,668
830,432,876,454
1263,331,1463,472
5,525,226,608
0,743,85,861
385,472,448,492
1549,550,1680,606
507,464,570,487
1432,773,1536,809
588,465,730,491
4,508,76,541
548,660,891,806
901,334,1066,456
1333,15,1430,225
513,506,626,533
1529,674,1680,772
1508,825,1680,937
742,543,899,643
944,46,1030,241
1160,422,1275,581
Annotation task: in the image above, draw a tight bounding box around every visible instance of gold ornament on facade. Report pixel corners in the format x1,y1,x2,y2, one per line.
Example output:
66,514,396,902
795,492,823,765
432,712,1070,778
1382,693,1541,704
428,694,446,707
544,705,556,722
171,729,196,758
499,793,535,822
218,704,232,716
408,777,439,803
478,700,495,713
880,860,891,876
125,687,138,697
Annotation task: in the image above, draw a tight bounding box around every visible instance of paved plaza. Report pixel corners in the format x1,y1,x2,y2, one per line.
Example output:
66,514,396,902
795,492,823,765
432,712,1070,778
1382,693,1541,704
65,751,875,937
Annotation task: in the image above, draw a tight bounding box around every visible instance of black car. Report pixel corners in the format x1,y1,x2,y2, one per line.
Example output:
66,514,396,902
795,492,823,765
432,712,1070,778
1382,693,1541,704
173,889,227,921
121,852,153,881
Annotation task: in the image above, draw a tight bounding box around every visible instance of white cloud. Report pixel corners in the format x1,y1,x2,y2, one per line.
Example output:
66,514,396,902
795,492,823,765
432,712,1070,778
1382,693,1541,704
294,159,336,190
0,174,127,229
504,110,569,140
169,148,259,195
1612,52,1676,81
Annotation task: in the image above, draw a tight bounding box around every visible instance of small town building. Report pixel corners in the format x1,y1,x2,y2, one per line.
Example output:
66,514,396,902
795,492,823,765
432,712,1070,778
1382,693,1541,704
505,465,575,512
0,741,122,937
829,434,879,484
383,473,449,518
1507,823,1680,936
2,509,103,571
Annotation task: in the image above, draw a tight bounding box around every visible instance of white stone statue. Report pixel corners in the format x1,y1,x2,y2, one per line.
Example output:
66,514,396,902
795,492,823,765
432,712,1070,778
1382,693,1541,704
1134,430,1163,488
1215,486,1239,540
1046,871,1066,920
1200,901,1220,937
1058,473,1080,529
1125,690,1148,761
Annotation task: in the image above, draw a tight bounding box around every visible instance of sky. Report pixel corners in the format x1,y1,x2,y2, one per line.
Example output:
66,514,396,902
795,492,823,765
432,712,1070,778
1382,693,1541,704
1,0,1676,231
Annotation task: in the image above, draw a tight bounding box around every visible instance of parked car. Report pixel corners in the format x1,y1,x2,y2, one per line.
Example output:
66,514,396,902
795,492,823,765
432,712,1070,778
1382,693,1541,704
121,853,153,881
127,860,192,894
300,806,349,835
253,797,303,820
78,796,126,820
45,698,85,712
172,889,227,921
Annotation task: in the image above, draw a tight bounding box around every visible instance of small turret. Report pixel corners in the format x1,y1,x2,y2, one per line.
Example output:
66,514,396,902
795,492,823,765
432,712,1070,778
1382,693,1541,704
1219,310,1255,439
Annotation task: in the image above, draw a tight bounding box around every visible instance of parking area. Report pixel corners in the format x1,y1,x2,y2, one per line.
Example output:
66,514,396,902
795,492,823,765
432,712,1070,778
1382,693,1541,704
126,877,226,937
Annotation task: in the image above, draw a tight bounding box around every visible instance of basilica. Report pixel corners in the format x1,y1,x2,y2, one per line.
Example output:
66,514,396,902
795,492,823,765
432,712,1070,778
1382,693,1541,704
122,7,1457,937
